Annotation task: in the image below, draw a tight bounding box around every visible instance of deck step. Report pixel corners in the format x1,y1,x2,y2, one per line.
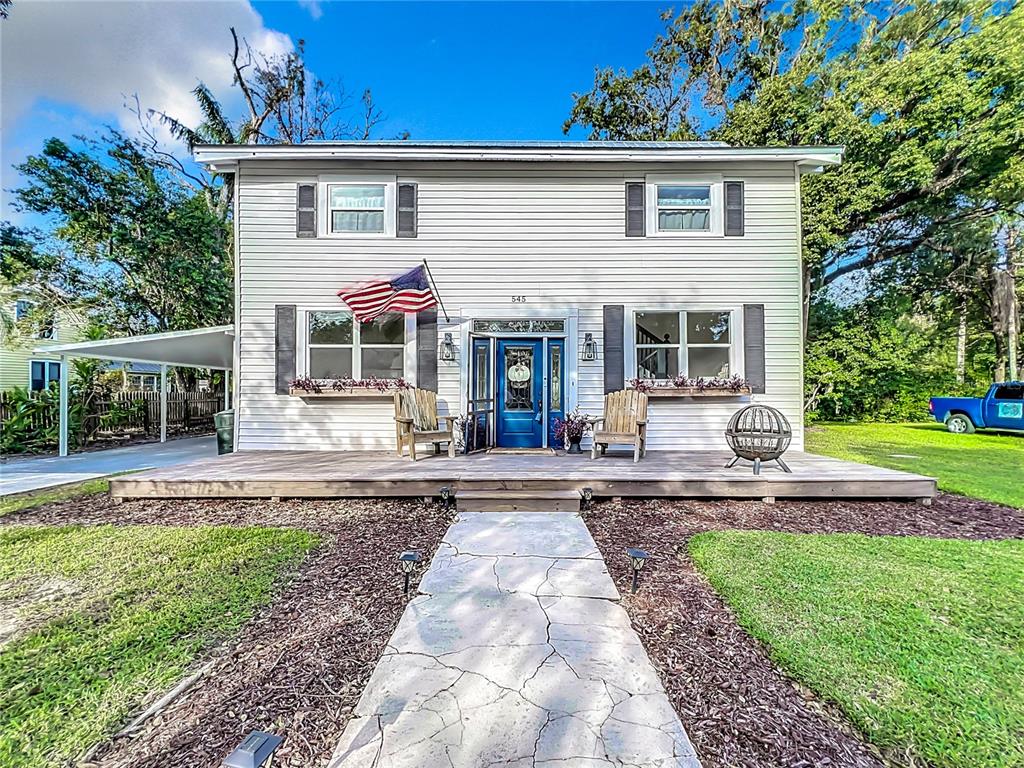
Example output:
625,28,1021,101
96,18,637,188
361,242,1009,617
455,489,582,513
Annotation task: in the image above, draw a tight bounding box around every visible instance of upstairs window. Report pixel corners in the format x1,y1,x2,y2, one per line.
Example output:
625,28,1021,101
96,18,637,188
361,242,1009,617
656,185,712,232
328,184,386,234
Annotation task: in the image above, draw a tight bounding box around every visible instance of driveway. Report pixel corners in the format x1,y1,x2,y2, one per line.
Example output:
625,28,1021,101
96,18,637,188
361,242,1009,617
0,436,217,496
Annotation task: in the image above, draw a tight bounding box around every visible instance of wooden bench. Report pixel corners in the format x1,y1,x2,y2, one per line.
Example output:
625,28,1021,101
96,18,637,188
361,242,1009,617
394,388,458,461
589,389,648,462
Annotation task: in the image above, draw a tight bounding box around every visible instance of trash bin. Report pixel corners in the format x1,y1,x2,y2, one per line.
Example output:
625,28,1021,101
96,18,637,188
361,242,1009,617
214,409,234,455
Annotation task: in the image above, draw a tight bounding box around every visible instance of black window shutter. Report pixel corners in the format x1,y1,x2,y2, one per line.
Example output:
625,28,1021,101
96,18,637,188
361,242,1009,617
603,305,625,393
725,181,745,237
296,183,317,238
625,182,645,237
275,304,297,394
743,304,766,394
397,182,418,238
416,308,438,391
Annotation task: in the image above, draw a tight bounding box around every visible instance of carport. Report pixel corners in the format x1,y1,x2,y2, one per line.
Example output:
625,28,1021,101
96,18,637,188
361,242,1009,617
39,325,235,457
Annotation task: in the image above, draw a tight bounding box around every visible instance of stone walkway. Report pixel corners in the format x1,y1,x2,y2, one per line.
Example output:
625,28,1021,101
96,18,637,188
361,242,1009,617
329,511,700,768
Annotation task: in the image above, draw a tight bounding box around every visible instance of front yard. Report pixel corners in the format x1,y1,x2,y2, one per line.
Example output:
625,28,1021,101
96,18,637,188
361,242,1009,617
806,422,1024,508
586,494,1024,768
691,531,1024,768
0,524,317,767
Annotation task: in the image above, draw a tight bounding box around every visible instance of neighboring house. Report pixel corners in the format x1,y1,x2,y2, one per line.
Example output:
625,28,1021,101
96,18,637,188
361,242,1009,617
0,296,84,393
195,140,843,452
103,361,162,391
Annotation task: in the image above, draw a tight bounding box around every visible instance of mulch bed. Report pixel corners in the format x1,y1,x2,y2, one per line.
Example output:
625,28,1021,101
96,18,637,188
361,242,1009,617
0,494,451,768
584,493,1024,768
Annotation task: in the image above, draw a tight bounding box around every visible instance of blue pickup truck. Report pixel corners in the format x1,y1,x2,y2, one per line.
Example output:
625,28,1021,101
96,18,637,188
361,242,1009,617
930,382,1024,433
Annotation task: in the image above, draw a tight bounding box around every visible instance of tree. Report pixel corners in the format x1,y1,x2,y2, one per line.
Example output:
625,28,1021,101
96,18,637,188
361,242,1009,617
11,132,232,335
566,1,1024,327
137,29,391,221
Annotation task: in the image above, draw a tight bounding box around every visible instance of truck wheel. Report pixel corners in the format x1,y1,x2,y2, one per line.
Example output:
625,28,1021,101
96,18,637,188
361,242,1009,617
946,414,975,434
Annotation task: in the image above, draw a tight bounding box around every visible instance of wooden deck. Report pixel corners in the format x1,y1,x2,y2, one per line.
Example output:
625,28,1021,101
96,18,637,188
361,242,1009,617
109,449,937,503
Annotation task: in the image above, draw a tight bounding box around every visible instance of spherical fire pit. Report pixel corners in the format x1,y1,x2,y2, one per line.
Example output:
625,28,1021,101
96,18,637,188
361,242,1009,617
724,404,793,475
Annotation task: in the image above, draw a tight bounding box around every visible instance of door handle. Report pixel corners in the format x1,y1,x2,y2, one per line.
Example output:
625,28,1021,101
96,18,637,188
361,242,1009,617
535,398,543,423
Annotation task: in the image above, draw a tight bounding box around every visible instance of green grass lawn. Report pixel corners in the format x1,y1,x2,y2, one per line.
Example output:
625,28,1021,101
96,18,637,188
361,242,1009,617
690,531,1024,768
806,422,1024,508
0,524,318,767
0,476,117,517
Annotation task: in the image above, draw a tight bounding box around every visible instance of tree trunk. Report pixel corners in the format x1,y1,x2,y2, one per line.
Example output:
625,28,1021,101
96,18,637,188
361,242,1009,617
1008,226,1019,380
956,294,967,385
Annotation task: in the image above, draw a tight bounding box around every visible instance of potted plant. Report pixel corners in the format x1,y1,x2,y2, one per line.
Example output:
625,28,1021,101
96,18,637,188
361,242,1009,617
553,407,591,454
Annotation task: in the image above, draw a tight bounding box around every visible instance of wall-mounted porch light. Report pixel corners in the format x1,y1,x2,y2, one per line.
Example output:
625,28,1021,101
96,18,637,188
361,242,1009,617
439,332,456,362
625,547,650,594
581,333,598,362
398,550,423,594
222,731,284,768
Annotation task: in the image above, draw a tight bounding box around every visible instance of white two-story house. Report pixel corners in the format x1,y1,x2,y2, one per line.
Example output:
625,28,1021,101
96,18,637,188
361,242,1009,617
193,141,842,453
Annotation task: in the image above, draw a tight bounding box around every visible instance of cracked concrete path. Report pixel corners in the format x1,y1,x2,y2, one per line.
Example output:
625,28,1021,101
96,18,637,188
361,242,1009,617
328,512,700,768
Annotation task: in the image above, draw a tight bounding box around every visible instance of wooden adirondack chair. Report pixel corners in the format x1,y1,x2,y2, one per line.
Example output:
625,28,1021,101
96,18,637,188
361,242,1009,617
589,389,648,462
394,388,458,460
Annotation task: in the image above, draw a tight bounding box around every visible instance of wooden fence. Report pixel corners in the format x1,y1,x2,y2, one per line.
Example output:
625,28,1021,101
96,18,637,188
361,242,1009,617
0,389,226,443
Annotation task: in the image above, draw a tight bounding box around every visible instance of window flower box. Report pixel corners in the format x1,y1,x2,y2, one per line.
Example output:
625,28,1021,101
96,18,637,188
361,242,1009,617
644,386,752,398
630,375,751,397
288,376,409,400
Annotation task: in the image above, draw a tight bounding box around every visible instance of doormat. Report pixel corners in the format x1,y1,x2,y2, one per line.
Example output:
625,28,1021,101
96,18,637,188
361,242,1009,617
486,447,557,456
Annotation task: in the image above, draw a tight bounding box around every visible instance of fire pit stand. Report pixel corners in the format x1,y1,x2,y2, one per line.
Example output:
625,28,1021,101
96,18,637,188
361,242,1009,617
724,404,793,475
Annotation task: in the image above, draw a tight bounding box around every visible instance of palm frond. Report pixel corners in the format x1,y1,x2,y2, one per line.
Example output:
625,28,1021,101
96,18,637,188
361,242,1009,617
192,84,236,144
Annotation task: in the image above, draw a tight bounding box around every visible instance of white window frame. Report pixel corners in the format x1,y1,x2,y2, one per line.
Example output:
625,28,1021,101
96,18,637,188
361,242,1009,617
299,308,415,381
318,174,396,238
28,359,61,392
646,174,724,237
629,308,738,380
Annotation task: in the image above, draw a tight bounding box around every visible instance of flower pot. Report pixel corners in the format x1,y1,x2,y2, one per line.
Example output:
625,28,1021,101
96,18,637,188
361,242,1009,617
567,438,583,454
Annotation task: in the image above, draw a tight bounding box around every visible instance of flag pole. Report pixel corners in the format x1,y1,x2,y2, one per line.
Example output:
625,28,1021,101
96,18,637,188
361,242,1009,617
422,259,449,323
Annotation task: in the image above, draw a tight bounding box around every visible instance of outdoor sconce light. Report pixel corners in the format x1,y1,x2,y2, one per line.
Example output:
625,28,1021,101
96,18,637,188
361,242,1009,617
222,731,284,768
580,487,594,510
439,485,454,510
581,333,598,362
439,332,456,362
625,547,650,594
398,550,423,594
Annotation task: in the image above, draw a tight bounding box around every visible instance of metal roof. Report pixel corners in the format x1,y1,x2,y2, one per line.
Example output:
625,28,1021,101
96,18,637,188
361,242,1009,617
40,326,234,369
194,140,844,171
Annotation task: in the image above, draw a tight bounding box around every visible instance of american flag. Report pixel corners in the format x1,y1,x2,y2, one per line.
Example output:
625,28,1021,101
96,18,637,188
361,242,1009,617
337,264,437,322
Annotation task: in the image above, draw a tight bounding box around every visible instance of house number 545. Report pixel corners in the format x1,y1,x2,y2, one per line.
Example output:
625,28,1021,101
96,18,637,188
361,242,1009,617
511,295,527,303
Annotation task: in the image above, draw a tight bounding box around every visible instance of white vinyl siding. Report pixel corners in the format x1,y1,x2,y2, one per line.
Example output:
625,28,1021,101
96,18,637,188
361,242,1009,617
235,160,804,451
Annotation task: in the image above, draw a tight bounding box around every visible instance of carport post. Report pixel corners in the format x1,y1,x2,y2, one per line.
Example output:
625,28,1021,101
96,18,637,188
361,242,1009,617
58,354,69,457
160,364,168,443
224,369,230,410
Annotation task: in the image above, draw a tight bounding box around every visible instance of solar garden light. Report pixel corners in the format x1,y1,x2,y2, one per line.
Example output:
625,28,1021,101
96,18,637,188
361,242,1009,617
222,731,284,768
439,485,454,510
398,550,423,594
580,486,594,510
625,547,650,594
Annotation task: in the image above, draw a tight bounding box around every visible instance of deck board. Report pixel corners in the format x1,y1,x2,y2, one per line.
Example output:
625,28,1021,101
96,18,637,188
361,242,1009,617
109,449,937,501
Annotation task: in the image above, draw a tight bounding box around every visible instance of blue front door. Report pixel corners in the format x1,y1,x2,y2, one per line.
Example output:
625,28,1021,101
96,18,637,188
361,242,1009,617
496,340,544,448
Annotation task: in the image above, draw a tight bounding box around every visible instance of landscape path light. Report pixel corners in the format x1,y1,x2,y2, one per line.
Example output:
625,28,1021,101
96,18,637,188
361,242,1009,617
222,731,284,768
625,547,650,594
398,550,423,595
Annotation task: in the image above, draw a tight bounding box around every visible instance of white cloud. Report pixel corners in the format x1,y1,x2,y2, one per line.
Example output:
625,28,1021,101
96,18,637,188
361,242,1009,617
0,0,293,140
298,0,323,20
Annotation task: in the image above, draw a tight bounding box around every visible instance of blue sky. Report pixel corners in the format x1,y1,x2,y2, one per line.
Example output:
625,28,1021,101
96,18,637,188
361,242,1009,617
2,1,672,223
